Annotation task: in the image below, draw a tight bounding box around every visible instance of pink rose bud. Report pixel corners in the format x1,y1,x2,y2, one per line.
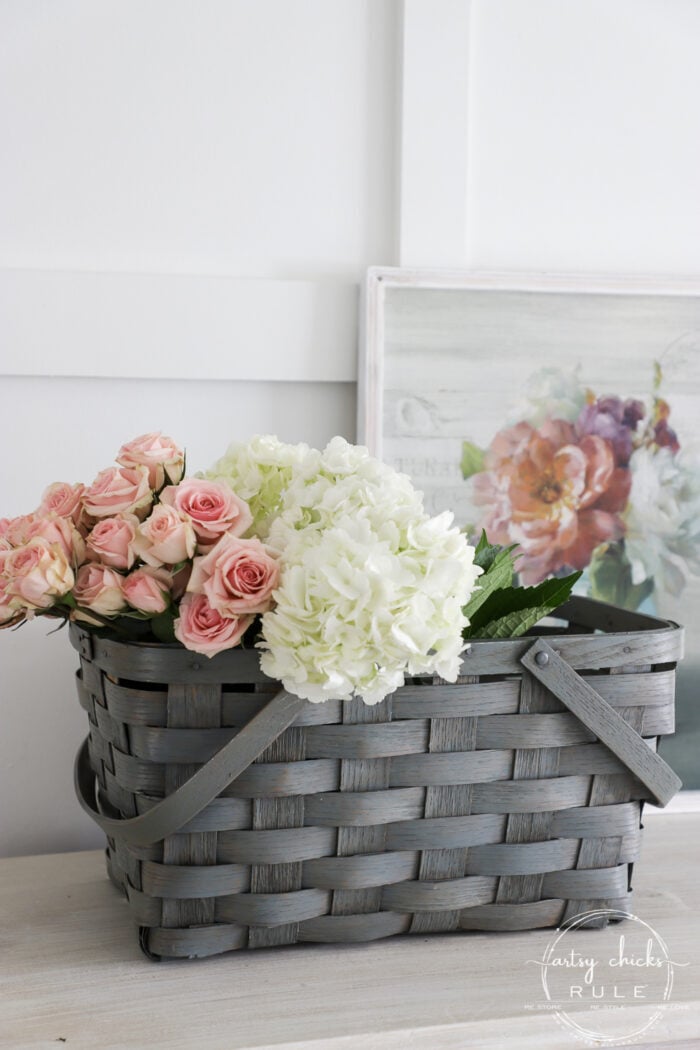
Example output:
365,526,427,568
174,592,251,658
133,504,197,567
83,465,153,520
38,482,86,524
160,478,252,549
5,538,75,608
86,515,138,570
73,563,126,617
188,534,279,616
26,514,86,566
117,432,185,490
122,566,171,614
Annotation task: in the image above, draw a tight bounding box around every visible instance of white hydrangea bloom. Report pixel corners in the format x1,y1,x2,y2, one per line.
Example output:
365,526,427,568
206,434,316,539
258,437,482,704
624,445,700,593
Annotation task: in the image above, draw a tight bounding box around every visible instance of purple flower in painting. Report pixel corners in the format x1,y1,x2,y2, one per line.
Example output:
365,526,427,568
576,396,645,466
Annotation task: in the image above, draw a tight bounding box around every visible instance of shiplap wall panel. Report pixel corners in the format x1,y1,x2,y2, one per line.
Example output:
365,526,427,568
0,270,358,382
399,0,472,265
0,0,396,278
467,0,700,273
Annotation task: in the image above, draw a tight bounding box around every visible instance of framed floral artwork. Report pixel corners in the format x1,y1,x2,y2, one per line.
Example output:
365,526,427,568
359,267,700,791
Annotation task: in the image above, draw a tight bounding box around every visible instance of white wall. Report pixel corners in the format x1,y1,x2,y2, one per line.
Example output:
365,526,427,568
0,0,396,278
2,0,700,856
466,0,700,274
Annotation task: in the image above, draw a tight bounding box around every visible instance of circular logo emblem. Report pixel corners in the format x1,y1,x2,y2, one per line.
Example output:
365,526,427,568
533,909,682,1045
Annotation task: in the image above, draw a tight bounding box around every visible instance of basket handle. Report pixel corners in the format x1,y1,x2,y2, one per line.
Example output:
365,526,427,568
520,638,682,807
74,689,307,847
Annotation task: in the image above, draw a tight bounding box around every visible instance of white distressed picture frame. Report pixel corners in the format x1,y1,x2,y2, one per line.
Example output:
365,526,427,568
359,265,700,811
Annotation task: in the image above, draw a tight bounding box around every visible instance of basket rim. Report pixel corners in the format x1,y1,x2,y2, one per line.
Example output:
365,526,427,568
69,595,683,684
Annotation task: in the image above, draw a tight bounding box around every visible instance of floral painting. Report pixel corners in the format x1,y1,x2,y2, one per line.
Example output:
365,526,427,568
464,364,700,613
368,273,700,788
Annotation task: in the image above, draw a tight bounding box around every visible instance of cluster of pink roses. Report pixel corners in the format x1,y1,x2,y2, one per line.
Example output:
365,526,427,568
0,433,280,657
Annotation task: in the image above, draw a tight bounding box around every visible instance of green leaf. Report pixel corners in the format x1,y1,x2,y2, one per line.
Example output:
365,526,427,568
653,359,663,395
151,610,177,644
463,547,515,625
466,572,582,639
461,441,485,479
474,530,489,555
473,532,518,572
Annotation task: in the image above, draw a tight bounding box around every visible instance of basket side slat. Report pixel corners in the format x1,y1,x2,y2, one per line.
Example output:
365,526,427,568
160,683,223,934
248,725,307,948
495,672,561,906
330,697,398,918
562,674,647,924
410,671,480,934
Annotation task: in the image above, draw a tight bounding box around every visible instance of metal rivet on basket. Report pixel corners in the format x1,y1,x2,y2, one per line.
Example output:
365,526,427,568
190,661,201,672
535,650,549,667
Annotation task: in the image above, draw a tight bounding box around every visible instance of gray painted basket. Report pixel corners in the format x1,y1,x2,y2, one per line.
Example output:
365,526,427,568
71,596,683,960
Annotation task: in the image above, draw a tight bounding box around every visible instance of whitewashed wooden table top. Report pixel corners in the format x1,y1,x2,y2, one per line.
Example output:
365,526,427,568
1,813,698,1050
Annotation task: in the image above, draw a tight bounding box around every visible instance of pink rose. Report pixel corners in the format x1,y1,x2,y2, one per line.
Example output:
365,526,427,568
122,566,171,614
38,482,85,524
188,534,279,616
73,563,126,617
133,504,196,567
117,432,185,490
3,514,38,547
174,592,251,658
83,465,153,519
5,538,75,608
0,556,25,623
0,570,24,625
26,514,86,565
0,597,22,624
86,515,138,570
160,478,252,548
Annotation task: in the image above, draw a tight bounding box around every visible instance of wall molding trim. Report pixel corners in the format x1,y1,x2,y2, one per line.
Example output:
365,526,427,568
0,269,358,382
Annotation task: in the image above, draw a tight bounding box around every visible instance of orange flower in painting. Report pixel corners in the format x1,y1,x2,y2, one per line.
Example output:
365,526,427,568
473,420,627,584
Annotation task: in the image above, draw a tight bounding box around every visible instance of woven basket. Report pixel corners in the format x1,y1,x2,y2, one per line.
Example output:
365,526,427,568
71,596,682,960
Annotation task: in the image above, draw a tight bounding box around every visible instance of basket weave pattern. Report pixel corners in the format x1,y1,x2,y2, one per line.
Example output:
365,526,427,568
72,599,681,959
